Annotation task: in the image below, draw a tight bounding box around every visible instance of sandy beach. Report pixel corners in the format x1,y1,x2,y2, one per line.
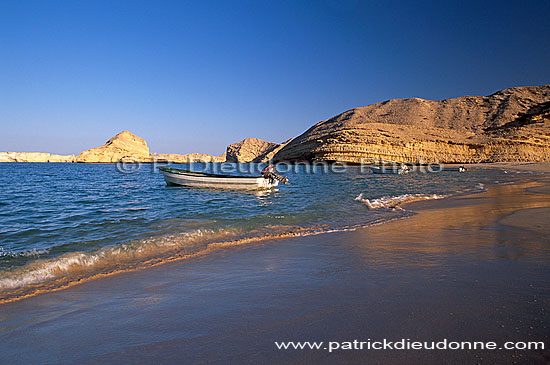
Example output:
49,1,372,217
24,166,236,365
470,162,550,174
0,168,549,364
3,0,549,363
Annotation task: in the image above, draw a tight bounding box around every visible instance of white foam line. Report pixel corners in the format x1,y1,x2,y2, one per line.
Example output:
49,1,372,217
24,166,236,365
355,193,446,209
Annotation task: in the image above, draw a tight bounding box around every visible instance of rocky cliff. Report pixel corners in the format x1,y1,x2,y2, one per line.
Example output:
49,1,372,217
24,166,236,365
225,138,280,163
76,131,151,163
0,152,75,163
150,138,281,164
150,137,281,164
75,132,277,163
4,85,548,165
273,85,550,163
0,131,274,164
151,152,226,163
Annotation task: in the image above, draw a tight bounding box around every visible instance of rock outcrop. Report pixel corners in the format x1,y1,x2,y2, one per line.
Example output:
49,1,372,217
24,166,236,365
225,138,280,163
0,152,75,163
151,152,226,163
273,85,550,163
76,131,151,163
4,85,549,165
1,132,275,164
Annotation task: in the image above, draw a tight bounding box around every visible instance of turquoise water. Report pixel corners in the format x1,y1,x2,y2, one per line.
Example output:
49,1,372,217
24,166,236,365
0,162,517,299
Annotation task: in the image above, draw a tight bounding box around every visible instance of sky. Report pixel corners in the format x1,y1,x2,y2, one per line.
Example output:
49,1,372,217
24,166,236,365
1,0,549,155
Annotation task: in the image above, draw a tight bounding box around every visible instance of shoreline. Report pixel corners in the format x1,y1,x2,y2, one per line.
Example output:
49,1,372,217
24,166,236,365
0,164,546,305
1,169,550,362
468,161,550,173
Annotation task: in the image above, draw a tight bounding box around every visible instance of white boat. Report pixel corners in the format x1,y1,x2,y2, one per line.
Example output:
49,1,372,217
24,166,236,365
159,166,288,190
370,165,410,175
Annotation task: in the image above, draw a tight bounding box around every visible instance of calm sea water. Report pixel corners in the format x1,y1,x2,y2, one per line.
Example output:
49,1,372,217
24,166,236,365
0,162,518,299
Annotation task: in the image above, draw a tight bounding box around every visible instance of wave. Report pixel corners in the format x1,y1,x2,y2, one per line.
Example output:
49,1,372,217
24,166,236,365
0,223,355,303
0,228,235,293
0,192,453,303
355,193,446,209
475,183,487,191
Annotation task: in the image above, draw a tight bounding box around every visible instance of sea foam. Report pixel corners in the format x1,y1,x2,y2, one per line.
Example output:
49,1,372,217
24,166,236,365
355,193,446,209
0,228,236,292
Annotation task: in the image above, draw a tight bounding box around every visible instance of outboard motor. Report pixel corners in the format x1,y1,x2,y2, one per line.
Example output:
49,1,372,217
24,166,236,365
261,165,289,184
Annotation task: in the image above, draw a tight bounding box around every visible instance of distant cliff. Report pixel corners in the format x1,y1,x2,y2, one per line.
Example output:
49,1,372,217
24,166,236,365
0,152,75,163
75,131,228,163
75,131,151,163
273,85,550,163
151,152,226,163
154,138,281,164
3,85,549,164
72,131,278,164
0,132,277,164
225,138,280,163
74,133,282,164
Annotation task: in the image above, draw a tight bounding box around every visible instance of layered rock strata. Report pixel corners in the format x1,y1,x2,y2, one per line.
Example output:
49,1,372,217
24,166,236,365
273,85,550,163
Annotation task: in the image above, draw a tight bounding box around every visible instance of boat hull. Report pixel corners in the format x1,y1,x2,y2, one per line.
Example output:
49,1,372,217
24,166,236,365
160,170,279,189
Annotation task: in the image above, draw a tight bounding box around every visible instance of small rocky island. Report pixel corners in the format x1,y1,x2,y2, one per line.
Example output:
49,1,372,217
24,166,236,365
1,85,549,164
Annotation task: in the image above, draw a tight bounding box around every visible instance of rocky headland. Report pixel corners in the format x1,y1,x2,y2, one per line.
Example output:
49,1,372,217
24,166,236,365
2,85,549,164
272,85,550,163
225,138,280,163
75,131,151,163
1,132,282,164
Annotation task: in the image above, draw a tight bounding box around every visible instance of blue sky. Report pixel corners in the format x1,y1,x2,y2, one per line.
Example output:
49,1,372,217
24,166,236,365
1,0,549,155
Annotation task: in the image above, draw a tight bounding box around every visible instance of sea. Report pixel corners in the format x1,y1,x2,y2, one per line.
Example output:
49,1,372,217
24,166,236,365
0,162,522,302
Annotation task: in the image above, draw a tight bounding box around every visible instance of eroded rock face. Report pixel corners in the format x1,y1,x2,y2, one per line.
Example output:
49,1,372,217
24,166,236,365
1,132,275,164
76,131,151,163
0,152,75,163
151,152,226,163
273,85,550,163
225,138,280,163
5,85,549,165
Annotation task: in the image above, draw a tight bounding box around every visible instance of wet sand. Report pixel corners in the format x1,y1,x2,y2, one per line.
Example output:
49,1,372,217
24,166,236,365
470,161,550,173
1,178,550,364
